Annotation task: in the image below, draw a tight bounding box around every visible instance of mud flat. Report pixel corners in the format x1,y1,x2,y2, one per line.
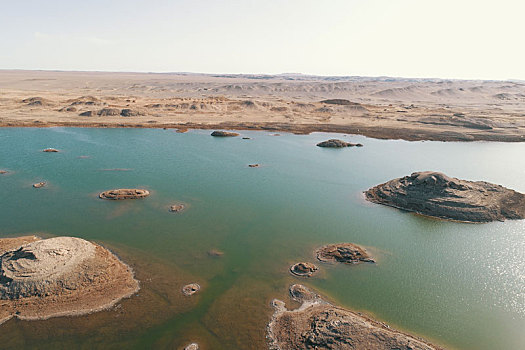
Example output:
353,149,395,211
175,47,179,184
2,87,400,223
0,236,139,325
268,284,442,350
99,188,150,200
365,171,525,222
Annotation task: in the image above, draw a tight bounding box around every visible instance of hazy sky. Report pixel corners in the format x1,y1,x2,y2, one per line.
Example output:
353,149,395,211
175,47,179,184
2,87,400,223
1,0,524,79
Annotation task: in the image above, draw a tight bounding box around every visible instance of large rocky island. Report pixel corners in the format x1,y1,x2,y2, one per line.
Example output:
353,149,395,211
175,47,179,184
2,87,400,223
268,284,441,350
0,236,139,324
365,171,525,222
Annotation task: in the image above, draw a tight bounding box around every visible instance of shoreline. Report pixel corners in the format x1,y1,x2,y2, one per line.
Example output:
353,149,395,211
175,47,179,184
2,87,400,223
2,120,525,142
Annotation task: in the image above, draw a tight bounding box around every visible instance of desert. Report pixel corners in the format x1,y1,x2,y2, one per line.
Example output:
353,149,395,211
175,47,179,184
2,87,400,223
1,70,525,142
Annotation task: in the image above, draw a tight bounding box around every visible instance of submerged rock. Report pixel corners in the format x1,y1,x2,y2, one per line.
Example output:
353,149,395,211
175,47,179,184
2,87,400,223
316,243,375,264
248,164,260,168
0,170,7,175
211,130,239,137
0,236,139,325
316,139,358,148
33,182,46,188
182,283,200,296
207,249,224,257
365,171,525,222
290,262,318,277
42,148,59,152
169,204,185,213
268,284,440,350
176,128,189,133
99,189,150,200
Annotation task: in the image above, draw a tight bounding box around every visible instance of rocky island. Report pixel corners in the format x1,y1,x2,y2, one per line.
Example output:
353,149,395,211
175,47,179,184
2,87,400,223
316,243,375,264
365,171,525,222
290,262,318,277
316,139,362,148
0,236,139,325
99,188,150,200
268,284,441,350
211,130,239,137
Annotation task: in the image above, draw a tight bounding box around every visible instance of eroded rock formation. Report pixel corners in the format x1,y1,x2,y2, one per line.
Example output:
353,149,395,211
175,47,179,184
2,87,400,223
99,189,150,200
268,284,441,350
316,139,360,148
365,171,525,222
211,131,239,137
316,243,374,264
0,236,139,324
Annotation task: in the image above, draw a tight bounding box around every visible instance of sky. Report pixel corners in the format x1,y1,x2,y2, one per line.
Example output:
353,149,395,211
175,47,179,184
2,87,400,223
0,0,524,80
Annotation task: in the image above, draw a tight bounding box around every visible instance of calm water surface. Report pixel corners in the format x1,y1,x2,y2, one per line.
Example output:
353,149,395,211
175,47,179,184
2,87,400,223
0,127,524,349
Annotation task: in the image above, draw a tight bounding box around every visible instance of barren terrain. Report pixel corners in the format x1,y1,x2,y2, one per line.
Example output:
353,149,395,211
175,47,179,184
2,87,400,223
1,70,525,141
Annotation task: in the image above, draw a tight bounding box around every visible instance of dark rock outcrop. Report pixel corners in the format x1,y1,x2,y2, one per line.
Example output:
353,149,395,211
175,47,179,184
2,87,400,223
268,284,441,350
211,131,239,137
99,189,150,200
316,139,358,148
365,171,525,222
320,99,357,105
120,108,143,117
98,108,120,116
316,243,374,264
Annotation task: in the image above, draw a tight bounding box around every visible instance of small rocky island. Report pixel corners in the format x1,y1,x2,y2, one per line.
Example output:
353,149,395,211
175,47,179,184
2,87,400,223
42,148,59,152
0,236,139,325
99,188,150,200
290,262,318,277
211,130,239,137
316,139,362,148
268,284,441,350
316,243,375,264
365,171,525,222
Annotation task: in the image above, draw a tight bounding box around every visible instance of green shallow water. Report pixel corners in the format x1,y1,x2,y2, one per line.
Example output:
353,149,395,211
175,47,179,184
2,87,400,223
0,127,524,350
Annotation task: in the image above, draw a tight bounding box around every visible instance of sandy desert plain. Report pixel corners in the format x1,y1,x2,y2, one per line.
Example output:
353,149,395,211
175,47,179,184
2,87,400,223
1,69,525,142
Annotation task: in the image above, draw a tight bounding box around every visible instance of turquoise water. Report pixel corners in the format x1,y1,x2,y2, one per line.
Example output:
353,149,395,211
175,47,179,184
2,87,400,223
0,127,524,349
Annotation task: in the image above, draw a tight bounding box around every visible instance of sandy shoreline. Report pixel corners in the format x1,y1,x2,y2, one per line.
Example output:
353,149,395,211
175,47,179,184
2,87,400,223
1,70,525,142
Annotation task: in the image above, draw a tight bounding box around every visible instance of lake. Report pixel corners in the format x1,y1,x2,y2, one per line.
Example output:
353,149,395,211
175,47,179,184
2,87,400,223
0,127,524,349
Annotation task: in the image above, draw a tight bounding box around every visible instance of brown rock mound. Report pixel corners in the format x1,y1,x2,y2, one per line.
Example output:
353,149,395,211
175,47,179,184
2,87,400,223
42,148,59,152
99,189,150,200
290,262,318,277
268,284,441,350
365,171,525,222
316,243,375,264
0,236,138,325
211,131,239,137
33,182,46,188
316,139,358,148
